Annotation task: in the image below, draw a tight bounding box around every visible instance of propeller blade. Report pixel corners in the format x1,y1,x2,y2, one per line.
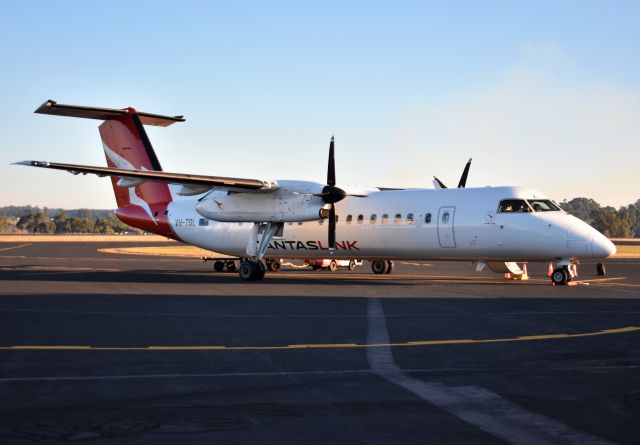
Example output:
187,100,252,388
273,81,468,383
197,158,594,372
327,136,336,186
433,176,447,189
328,205,336,252
457,158,472,188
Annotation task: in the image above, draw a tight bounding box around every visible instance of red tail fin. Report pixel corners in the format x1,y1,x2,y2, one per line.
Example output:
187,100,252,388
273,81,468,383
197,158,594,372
99,109,176,237
34,100,185,238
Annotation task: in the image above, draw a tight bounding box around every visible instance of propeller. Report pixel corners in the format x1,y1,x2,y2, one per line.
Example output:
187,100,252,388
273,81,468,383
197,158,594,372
433,158,472,189
320,137,347,253
457,158,472,188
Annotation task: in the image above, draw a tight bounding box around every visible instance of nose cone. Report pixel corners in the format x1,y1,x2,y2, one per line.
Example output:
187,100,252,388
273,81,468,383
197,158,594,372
592,234,616,258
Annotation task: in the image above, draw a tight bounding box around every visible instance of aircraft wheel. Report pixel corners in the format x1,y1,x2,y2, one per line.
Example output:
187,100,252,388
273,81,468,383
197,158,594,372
239,261,254,280
267,260,281,272
213,261,225,272
371,259,389,274
385,260,395,274
551,267,569,285
596,262,606,276
226,261,236,272
328,260,338,272
348,260,356,271
253,261,266,280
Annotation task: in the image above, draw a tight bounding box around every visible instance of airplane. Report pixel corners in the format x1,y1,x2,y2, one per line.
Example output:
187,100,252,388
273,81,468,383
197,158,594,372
14,100,616,284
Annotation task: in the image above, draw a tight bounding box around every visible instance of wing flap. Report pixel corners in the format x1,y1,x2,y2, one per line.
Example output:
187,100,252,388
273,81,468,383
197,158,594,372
14,160,277,192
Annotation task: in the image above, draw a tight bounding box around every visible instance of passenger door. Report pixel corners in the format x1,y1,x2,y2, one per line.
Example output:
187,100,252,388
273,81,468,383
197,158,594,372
437,206,456,248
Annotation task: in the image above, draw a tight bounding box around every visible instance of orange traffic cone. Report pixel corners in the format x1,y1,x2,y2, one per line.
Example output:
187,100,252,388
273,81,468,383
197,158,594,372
547,263,553,277
521,263,529,280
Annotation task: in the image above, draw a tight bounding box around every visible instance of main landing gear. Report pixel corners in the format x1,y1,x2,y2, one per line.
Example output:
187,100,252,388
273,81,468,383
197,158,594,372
239,222,283,281
371,259,395,275
239,260,266,281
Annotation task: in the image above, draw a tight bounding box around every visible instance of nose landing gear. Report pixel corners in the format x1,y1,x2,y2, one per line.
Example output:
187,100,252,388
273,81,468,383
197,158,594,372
550,260,578,285
551,267,571,285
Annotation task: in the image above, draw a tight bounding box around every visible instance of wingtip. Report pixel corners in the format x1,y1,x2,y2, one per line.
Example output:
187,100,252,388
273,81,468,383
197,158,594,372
12,160,49,167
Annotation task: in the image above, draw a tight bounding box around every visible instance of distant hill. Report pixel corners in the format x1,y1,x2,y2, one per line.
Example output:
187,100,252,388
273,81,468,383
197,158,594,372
0,206,112,219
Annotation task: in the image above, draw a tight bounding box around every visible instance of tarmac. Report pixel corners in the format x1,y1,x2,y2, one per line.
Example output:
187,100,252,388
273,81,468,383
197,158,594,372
0,241,639,444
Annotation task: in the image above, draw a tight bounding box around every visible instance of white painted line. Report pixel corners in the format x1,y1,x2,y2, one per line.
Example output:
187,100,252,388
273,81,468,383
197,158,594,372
0,369,372,383
0,243,31,252
366,297,613,445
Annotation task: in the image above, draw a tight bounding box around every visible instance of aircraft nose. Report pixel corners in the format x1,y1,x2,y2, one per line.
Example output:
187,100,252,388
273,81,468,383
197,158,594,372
591,235,616,258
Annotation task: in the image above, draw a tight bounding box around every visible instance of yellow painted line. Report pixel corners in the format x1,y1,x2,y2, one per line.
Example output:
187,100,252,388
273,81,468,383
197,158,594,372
580,277,626,283
10,345,92,350
98,246,222,258
1,326,637,351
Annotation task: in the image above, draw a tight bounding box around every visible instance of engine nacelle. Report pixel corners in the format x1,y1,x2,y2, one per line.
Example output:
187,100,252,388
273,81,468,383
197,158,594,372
196,187,327,223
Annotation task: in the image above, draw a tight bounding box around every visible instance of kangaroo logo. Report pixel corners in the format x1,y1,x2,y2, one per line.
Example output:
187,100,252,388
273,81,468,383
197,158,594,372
214,200,224,210
102,142,157,225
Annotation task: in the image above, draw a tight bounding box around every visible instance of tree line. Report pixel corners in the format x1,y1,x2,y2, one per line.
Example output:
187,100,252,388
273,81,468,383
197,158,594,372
560,198,640,238
2,209,136,234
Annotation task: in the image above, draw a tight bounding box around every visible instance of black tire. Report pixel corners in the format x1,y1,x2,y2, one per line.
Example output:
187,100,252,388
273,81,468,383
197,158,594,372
226,261,236,272
239,261,255,280
312,265,321,271
385,260,395,274
267,260,281,272
596,262,606,276
213,261,225,272
253,261,266,280
348,260,356,271
551,267,569,285
328,260,338,272
371,259,389,275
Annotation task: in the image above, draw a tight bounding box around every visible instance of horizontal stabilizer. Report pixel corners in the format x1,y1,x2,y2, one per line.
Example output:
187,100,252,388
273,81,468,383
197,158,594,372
35,100,185,127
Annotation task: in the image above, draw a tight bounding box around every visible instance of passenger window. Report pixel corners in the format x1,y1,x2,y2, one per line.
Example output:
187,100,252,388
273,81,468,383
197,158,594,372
407,213,414,224
527,199,560,212
498,199,532,213
394,213,402,224
298,222,303,225
346,215,353,224
382,214,389,224
319,219,324,225
357,214,364,224
335,215,339,223
370,214,377,224
425,213,432,224
442,212,449,224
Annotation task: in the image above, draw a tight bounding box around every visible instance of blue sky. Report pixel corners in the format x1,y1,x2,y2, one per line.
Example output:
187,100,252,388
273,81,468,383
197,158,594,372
1,1,638,208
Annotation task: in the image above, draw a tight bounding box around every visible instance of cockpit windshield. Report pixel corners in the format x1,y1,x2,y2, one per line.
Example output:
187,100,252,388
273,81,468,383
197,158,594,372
527,199,560,212
498,199,561,213
497,200,531,213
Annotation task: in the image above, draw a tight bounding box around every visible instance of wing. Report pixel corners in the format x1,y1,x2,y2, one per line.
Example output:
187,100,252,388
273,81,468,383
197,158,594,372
14,160,278,195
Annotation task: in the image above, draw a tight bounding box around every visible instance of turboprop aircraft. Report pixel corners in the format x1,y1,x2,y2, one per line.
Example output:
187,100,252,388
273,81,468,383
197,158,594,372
15,100,616,284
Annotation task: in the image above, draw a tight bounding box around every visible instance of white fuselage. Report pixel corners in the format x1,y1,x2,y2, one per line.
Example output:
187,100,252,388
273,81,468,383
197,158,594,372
166,185,615,262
